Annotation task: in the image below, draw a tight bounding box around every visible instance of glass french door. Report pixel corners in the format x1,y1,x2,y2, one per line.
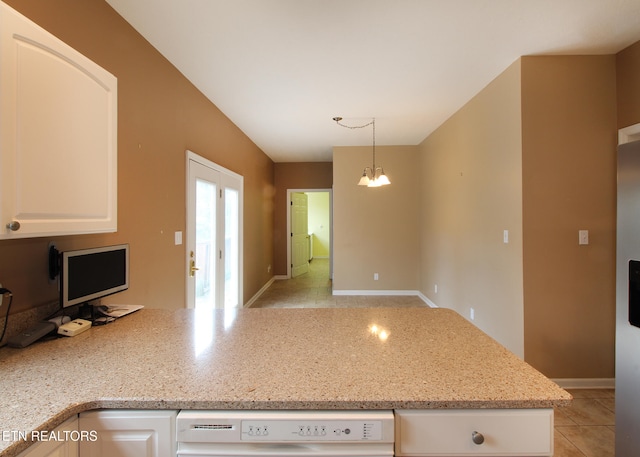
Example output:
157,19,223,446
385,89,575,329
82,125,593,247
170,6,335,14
186,151,243,309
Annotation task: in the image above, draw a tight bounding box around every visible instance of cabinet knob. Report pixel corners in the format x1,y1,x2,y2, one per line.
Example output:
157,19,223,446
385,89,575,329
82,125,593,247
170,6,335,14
472,431,485,445
6,221,20,231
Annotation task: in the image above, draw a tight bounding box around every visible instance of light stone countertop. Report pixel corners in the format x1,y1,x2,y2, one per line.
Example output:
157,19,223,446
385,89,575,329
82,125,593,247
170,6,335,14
0,307,571,456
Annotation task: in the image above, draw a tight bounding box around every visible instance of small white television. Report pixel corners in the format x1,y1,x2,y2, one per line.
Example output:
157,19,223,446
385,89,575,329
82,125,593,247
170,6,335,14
60,244,129,308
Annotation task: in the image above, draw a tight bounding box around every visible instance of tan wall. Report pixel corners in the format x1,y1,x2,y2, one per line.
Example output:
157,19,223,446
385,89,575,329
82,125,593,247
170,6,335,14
333,145,420,291
418,61,525,356
521,56,617,378
417,56,618,376
273,162,333,275
617,40,640,129
0,0,274,312
308,193,331,258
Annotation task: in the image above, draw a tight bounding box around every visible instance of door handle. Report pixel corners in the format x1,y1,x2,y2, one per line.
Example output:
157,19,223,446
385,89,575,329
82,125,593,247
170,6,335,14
189,251,199,277
189,259,199,277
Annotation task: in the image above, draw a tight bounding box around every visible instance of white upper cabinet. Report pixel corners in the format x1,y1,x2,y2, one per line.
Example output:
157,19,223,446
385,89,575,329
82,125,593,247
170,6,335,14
0,1,117,239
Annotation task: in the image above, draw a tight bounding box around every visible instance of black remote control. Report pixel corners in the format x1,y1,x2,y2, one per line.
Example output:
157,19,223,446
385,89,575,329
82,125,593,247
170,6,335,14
7,322,57,348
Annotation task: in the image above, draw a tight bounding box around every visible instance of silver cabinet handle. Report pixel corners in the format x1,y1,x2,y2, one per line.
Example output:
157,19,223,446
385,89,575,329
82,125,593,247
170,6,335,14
472,431,485,445
6,221,20,231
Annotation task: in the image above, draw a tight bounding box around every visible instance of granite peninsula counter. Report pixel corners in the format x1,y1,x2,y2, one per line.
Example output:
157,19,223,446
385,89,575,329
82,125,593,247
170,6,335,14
0,307,570,456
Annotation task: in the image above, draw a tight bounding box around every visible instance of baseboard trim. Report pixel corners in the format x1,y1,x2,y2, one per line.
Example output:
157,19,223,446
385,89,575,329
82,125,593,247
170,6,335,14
332,290,436,308
417,292,438,308
244,277,276,308
333,289,421,296
551,378,615,389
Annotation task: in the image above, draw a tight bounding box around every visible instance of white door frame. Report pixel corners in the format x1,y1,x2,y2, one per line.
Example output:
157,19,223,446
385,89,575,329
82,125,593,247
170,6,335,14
186,150,243,308
286,188,333,279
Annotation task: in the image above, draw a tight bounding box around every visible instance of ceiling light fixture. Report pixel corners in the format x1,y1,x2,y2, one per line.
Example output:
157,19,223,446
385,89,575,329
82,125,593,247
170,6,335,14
333,117,390,187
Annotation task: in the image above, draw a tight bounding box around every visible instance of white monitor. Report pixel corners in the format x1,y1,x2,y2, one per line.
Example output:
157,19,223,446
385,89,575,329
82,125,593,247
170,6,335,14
60,244,129,308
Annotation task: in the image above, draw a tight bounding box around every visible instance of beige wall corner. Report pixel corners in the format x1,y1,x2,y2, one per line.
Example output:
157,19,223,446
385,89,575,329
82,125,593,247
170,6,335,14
521,55,617,378
273,162,333,276
417,60,524,357
333,145,420,292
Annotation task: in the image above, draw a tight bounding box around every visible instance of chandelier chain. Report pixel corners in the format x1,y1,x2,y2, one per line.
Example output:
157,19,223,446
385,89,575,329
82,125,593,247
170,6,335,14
333,117,376,167
333,119,374,130
332,116,389,186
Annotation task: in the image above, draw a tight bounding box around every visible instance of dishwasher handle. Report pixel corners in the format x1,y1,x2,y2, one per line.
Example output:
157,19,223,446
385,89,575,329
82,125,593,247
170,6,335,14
177,441,394,456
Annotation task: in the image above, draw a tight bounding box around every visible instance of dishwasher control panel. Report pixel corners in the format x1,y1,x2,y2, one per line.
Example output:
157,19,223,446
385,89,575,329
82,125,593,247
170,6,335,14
176,410,394,444
242,418,383,441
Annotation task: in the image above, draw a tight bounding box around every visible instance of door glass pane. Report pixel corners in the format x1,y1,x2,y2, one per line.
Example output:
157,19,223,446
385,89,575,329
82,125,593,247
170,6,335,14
196,178,216,309
224,188,239,309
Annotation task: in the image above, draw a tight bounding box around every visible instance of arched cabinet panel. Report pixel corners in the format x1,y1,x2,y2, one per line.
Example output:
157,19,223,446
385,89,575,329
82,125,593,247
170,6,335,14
0,2,117,239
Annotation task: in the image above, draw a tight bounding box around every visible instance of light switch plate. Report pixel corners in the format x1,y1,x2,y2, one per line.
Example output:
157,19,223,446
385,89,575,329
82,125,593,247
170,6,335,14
579,230,589,245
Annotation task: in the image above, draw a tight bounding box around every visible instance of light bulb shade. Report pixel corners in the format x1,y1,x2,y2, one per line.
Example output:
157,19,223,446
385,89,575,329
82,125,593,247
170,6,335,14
358,170,370,186
377,171,390,186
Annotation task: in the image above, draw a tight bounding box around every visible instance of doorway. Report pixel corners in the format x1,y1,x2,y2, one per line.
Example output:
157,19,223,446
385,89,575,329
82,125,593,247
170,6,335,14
287,189,332,279
186,151,243,309
291,192,309,278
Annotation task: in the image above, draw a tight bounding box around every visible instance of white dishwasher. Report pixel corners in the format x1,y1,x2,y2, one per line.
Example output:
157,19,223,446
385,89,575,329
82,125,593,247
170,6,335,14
176,410,395,456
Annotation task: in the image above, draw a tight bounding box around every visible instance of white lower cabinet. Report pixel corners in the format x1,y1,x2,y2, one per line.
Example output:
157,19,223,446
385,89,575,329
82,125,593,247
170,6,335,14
78,410,177,457
17,408,553,457
17,417,78,457
394,408,554,456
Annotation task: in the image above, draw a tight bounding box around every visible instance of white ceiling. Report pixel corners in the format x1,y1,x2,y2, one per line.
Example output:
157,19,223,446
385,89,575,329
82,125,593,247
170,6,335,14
105,0,640,162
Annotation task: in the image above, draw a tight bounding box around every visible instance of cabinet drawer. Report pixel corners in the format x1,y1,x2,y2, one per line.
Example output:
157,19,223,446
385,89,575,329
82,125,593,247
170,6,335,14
395,409,553,456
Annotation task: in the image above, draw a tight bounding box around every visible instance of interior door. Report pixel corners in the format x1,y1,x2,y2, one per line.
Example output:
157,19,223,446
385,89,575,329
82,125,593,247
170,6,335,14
187,152,243,309
291,192,309,278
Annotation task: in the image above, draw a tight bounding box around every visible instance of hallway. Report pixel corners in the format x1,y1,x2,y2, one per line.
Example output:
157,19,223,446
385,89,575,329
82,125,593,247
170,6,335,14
250,258,427,308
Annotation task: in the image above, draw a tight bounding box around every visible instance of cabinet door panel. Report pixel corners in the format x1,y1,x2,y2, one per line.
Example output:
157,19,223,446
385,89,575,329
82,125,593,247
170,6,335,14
79,410,177,457
81,430,155,457
0,2,117,239
16,416,78,457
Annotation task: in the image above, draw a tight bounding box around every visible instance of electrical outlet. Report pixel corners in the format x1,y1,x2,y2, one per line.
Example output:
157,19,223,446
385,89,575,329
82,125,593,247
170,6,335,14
374,273,379,281
470,307,475,321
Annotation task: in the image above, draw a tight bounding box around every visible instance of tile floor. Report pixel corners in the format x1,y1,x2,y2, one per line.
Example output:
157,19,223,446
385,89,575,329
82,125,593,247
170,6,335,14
251,258,616,456
251,258,427,309
554,388,615,457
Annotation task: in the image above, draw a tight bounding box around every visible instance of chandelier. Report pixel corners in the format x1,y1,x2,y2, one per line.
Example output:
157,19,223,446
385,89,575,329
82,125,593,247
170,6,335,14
332,117,390,187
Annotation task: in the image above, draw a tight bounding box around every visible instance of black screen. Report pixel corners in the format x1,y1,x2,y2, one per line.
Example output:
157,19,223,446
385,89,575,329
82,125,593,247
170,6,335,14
629,260,640,328
67,248,127,302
